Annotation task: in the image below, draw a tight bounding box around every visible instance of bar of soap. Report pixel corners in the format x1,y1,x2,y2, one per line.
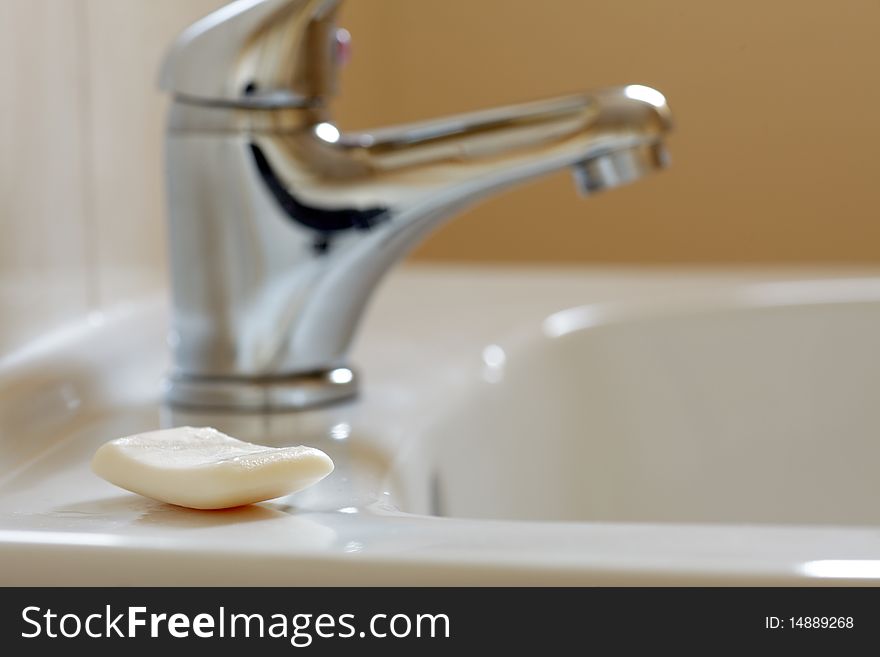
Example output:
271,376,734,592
91,426,334,510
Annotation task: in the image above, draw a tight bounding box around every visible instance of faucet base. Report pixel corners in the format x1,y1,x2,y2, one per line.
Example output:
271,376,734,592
164,368,358,412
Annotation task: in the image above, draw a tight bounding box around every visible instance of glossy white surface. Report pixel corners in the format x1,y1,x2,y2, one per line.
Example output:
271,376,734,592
3,266,880,585
393,281,880,525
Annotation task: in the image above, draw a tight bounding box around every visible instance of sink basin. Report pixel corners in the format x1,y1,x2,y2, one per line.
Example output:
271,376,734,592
391,281,880,526
3,267,880,585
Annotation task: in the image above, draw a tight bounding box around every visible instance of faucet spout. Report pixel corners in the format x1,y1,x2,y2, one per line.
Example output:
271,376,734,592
162,1,673,411
344,86,671,205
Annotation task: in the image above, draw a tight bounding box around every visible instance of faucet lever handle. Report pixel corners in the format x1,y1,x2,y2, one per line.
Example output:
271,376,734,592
160,0,342,108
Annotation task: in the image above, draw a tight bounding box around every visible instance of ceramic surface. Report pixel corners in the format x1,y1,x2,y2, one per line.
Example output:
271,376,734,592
2,267,880,584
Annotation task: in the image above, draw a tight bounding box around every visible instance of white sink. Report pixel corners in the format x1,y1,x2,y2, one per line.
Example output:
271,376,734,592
391,280,880,526
3,267,880,585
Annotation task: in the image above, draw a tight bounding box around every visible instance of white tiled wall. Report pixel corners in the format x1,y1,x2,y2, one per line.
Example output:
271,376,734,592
83,0,227,306
0,0,93,358
0,0,226,357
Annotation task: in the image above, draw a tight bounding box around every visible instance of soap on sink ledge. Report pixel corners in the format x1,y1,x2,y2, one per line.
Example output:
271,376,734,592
91,426,334,510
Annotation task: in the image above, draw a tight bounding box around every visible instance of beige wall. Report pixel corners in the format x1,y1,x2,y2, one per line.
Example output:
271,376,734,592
3,0,880,355
336,0,880,264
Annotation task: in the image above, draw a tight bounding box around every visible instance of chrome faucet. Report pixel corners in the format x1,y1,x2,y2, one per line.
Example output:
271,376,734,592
160,0,673,411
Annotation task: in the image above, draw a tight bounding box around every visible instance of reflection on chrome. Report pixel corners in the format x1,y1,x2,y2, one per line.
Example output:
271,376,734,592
160,0,673,410
624,84,667,108
328,368,355,385
314,122,341,143
801,560,880,579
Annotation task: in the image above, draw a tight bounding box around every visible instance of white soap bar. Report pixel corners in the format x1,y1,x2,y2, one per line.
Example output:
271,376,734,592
91,426,334,510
